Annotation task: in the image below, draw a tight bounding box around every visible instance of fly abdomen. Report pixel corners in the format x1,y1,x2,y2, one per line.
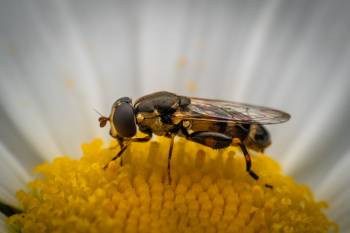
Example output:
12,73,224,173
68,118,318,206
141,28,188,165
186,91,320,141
223,123,250,142
244,124,271,152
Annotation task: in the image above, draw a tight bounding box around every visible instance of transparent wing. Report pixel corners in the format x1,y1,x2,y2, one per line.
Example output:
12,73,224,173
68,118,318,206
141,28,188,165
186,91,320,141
173,97,291,124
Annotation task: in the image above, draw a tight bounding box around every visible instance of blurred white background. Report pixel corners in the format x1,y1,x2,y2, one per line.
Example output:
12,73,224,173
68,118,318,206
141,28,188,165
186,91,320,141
0,0,350,231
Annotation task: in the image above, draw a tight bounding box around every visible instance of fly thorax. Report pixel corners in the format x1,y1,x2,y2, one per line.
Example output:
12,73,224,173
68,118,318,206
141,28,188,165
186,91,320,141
137,115,168,136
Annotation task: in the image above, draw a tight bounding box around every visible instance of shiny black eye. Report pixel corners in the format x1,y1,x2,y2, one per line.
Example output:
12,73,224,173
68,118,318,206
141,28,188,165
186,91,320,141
113,103,136,138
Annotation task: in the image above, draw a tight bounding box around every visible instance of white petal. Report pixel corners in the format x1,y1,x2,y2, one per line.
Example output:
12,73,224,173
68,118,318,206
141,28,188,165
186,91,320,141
0,142,32,204
316,149,350,229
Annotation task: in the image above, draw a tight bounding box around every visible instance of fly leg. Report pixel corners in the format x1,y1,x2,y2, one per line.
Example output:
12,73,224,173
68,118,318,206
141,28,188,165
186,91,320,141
104,136,126,169
185,131,232,149
234,138,273,188
104,134,152,169
120,134,153,165
183,130,272,188
183,131,259,180
233,138,259,180
103,144,129,169
167,134,175,184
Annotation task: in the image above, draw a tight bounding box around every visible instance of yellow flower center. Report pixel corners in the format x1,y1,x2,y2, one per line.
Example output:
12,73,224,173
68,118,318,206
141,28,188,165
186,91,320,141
8,138,338,233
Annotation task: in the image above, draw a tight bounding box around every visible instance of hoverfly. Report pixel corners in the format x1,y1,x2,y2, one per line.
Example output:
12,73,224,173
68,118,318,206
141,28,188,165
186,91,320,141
99,91,290,183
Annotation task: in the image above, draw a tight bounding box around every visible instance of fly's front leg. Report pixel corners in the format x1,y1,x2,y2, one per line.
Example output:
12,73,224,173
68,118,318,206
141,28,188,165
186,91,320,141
120,134,153,165
104,146,127,169
104,134,152,169
104,147,127,169
104,136,126,169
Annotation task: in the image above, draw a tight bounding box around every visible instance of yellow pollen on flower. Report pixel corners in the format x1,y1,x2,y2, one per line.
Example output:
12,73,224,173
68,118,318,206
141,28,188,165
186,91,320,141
7,138,338,233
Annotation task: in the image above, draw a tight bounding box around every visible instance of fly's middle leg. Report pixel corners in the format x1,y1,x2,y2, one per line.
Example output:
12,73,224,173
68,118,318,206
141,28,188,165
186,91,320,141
167,134,175,184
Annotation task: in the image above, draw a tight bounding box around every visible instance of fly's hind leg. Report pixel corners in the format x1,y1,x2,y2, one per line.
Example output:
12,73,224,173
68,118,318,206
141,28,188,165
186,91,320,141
233,138,259,180
234,138,273,189
185,131,272,188
186,132,259,180
186,131,232,149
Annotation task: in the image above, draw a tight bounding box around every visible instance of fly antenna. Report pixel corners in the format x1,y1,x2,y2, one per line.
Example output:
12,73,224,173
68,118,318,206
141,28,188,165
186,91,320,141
93,108,104,117
93,108,109,127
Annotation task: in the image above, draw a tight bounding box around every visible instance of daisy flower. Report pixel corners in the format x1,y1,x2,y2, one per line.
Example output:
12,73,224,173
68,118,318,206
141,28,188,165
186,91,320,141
0,0,349,232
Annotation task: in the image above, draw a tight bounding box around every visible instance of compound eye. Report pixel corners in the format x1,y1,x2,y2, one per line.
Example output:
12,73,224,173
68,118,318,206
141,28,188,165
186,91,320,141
113,103,136,138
